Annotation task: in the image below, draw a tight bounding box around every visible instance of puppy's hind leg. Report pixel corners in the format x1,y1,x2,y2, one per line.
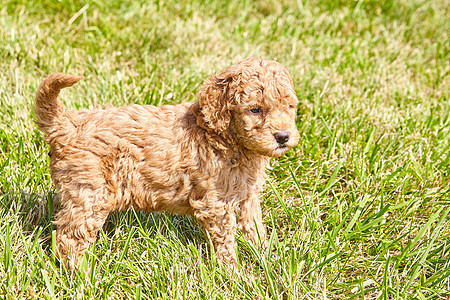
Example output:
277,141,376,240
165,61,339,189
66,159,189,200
53,187,113,270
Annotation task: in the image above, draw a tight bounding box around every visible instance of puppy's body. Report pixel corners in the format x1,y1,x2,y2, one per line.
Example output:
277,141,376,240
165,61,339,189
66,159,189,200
35,57,299,269
46,100,267,215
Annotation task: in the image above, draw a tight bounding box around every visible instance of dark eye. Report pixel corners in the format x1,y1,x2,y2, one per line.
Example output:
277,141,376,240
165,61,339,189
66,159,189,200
250,107,262,114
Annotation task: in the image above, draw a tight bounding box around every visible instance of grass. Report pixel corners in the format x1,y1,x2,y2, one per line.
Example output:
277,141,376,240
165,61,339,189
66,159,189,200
0,0,449,298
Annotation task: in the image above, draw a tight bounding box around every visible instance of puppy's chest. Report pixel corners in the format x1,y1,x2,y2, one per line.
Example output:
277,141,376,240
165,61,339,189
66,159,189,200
192,161,266,203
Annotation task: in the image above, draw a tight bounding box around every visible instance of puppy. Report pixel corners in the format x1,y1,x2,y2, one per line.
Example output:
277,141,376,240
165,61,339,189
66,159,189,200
35,57,299,269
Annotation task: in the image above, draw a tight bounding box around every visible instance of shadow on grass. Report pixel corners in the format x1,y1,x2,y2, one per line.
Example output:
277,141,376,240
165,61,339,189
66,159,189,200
105,209,206,247
0,191,54,228
0,190,206,251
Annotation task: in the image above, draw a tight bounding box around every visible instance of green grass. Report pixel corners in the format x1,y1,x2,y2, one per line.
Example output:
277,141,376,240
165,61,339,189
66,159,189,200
0,0,449,298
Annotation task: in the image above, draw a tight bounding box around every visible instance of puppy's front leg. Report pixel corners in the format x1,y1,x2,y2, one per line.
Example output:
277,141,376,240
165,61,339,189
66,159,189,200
192,199,238,267
238,191,267,248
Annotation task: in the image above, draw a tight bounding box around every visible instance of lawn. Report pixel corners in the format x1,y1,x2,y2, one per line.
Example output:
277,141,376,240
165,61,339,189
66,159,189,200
0,0,449,298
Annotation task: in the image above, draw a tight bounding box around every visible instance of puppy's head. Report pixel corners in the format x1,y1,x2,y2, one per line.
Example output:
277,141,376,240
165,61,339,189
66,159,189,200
197,57,299,157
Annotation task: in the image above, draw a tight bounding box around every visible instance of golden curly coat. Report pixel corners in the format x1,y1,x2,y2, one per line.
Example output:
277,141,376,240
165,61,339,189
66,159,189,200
35,57,299,270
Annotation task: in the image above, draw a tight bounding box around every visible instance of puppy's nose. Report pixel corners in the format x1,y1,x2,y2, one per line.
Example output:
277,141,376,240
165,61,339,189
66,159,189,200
274,131,290,144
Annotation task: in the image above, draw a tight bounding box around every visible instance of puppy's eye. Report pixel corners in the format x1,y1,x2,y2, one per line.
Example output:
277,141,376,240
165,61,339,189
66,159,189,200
249,107,262,114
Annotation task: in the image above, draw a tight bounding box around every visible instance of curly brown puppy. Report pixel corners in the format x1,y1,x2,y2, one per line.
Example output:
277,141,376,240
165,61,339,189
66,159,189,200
35,57,299,270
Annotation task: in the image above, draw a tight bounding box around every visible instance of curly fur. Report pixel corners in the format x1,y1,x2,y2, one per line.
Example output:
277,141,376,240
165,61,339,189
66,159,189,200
35,57,299,270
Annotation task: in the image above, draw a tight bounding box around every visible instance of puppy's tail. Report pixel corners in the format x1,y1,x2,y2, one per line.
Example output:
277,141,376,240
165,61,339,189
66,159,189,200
35,73,83,134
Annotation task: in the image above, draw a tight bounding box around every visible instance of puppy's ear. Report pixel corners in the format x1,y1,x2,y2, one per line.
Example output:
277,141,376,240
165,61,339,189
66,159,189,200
197,66,239,133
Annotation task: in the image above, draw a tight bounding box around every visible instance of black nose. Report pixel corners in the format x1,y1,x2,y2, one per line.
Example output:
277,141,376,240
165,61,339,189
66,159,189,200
274,131,290,144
